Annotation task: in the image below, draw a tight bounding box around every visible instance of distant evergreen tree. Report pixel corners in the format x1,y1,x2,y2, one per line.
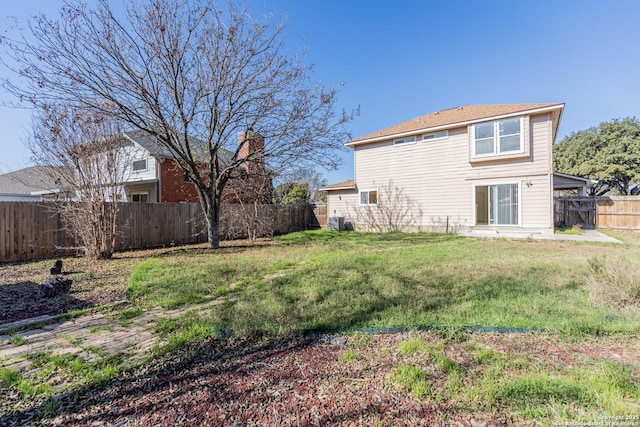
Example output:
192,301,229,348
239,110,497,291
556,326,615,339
274,182,309,204
553,117,640,195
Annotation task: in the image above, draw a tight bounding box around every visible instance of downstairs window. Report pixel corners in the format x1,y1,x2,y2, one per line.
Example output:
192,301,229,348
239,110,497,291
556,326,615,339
359,189,378,206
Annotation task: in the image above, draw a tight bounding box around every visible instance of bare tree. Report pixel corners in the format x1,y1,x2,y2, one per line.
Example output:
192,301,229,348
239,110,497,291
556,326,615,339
351,180,423,232
2,0,354,248
224,172,275,242
30,104,130,259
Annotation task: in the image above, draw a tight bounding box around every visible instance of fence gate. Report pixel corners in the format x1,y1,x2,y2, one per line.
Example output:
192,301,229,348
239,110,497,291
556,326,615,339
310,204,327,229
554,197,596,228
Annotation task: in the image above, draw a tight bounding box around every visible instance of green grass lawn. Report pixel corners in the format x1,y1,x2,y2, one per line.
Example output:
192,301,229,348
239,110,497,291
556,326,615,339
554,226,584,235
125,231,640,422
5,230,640,424
127,230,640,336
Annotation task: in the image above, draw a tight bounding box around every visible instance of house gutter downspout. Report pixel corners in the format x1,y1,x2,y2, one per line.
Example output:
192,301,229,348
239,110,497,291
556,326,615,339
157,157,164,202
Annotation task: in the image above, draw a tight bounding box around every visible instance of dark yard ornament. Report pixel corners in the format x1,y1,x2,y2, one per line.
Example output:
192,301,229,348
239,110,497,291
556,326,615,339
40,277,72,298
50,260,63,275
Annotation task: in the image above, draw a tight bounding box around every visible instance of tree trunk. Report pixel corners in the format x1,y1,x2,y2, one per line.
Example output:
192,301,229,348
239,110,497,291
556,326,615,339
203,192,221,249
206,211,220,249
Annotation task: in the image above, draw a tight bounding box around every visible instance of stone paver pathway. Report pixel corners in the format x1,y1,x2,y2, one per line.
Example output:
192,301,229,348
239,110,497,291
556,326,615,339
0,301,219,373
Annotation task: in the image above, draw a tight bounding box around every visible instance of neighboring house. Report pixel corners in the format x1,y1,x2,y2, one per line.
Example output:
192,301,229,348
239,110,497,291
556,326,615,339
0,166,64,201
321,103,590,237
112,130,271,204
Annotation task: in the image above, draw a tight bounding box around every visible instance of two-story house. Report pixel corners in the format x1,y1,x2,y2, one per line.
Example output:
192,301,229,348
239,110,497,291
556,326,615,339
322,103,590,237
115,130,271,204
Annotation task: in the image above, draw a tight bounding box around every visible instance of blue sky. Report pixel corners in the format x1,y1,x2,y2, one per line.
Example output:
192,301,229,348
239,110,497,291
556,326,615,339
1,0,640,185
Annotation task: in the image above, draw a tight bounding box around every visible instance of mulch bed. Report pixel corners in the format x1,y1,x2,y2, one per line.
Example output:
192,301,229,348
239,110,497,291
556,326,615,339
6,330,637,427
4,334,519,427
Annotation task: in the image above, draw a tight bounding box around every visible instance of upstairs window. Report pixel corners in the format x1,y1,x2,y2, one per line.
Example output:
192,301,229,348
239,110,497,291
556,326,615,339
393,136,416,146
359,189,378,206
132,159,147,172
472,117,523,157
422,131,448,141
499,118,522,152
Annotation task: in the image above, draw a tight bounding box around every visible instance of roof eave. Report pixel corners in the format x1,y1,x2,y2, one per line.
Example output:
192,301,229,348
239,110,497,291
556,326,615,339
30,189,62,196
551,104,565,143
553,171,597,184
346,103,566,147
0,193,39,197
319,184,357,191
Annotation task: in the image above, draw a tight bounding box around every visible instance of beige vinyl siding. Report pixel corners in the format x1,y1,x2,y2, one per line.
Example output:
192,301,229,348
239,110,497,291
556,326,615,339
520,176,552,228
326,189,358,227
348,112,555,231
524,114,553,228
355,127,472,230
467,113,553,228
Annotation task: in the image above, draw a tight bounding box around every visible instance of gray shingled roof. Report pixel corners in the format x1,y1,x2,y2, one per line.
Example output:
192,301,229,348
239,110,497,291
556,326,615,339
123,130,234,164
0,166,61,195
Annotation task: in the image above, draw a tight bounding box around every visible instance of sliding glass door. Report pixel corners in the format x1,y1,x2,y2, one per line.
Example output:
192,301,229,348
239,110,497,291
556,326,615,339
489,184,519,225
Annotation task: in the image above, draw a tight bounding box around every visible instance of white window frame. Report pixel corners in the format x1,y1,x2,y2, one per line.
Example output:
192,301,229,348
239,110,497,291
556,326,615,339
393,136,417,146
422,130,448,141
359,189,378,206
131,192,149,202
132,158,148,172
471,117,524,158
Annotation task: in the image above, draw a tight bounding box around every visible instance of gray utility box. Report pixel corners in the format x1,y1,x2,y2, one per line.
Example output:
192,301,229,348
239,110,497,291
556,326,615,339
328,216,345,231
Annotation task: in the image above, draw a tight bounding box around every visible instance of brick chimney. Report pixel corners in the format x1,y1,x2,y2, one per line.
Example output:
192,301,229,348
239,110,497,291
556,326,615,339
237,130,265,175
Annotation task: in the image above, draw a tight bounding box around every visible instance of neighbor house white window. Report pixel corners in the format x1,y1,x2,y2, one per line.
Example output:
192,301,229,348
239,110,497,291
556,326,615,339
132,159,147,172
359,189,378,206
131,192,149,202
393,136,417,146
472,117,523,157
422,131,448,141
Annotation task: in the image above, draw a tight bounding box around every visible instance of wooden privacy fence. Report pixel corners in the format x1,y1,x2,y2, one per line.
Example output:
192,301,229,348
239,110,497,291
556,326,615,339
0,202,315,263
554,196,640,230
554,197,596,229
310,204,327,229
